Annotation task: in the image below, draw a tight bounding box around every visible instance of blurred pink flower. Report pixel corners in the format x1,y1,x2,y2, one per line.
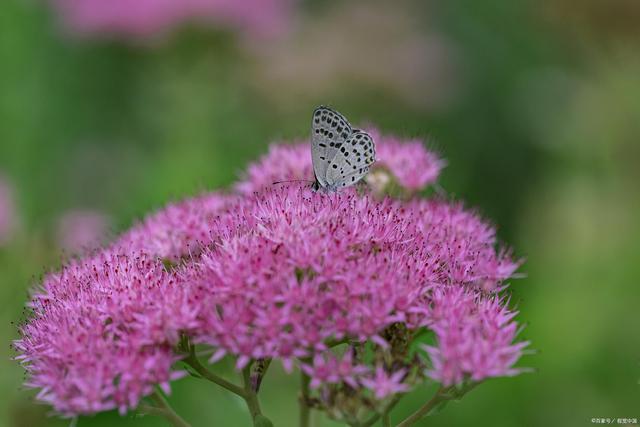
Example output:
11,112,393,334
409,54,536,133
236,133,444,195
116,191,230,262
0,175,18,246
250,1,459,110
56,210,110,254
50,0,295,40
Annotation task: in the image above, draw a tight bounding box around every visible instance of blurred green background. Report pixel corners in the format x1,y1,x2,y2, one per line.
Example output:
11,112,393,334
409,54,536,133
1,0,639,426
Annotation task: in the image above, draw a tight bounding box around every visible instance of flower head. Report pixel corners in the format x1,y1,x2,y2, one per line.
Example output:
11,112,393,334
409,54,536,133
116,192,230,262
182,186,420,364
15,249,195,416
180,185,521,375
406,199,520,292
15,133,528,420
235,142,312,195
236,133,444,195
366,128,445,192
423,286,528,386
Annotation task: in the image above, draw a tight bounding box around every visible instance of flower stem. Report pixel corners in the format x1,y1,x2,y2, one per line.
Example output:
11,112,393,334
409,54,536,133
395,383,478,427
138,390,191,427
242,363,268,426
299,370,311,427
394,392,443,427
382,413,391,427
183,347,247,398
361,395,402,427
183,345,272,426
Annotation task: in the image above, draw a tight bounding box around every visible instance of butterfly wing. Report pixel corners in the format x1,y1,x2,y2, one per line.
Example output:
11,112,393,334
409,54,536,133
325,130,376,188
311,106,353,187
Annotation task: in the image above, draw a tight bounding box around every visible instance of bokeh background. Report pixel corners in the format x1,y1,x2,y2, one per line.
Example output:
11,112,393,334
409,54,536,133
1,0,639,426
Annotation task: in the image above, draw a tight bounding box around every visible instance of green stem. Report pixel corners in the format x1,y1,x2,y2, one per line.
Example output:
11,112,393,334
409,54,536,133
395,383,478,427
299,370,311,427
139,391,191,427
395,388,447,427
183,347,247,398
182,344,271,426
361,395,402,427
382,413,391,427
242,364,264,422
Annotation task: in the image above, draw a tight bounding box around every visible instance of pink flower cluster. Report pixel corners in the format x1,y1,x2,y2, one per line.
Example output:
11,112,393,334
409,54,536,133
424,286,528,386
406,199,520,292
116,192,230,261
236,130,444,195
177,187,523,410
181,188,518,363
15,136,527,419
15,251,194,416
49,0,294,40
366,128,445,191
182,188,422,366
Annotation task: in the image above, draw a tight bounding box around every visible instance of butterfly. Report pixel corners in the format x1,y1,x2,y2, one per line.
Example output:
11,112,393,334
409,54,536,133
311,106,376,192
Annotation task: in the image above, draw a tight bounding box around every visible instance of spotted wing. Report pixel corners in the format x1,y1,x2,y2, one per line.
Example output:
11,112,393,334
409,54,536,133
325,130,376,188
311,106,353,187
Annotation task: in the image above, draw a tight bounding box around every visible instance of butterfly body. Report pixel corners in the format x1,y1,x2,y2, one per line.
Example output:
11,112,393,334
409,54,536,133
311,106,376,192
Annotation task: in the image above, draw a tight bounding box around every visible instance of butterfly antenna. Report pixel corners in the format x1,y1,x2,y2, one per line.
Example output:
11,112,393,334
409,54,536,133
272,179,315,185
